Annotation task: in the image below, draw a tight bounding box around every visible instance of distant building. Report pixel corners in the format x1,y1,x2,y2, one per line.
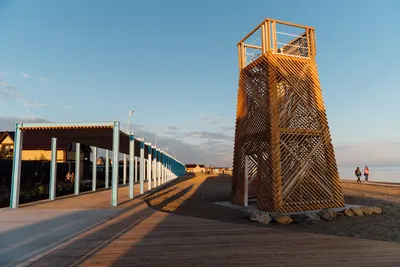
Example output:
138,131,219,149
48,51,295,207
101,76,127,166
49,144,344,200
185,164,205,173
0,131,91,176
96,157,112,166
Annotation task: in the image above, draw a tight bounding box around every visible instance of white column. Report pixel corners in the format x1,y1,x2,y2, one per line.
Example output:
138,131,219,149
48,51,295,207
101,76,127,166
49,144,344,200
111,121,120,207
244,155,249,207
123,154,127,185
166,156,170,182
159,159,161,184
129,133,135,199
167,164,170,182
160,152,164,184
92,147,97,191
74,143,80,195
105,149,110,188
144,159,147,181
49,137,57,200
139,139,144,194
162,165,165,184
147,144,152,191
134,156,138,182
152,146,157,188
10,123,23,209
156,149,160,186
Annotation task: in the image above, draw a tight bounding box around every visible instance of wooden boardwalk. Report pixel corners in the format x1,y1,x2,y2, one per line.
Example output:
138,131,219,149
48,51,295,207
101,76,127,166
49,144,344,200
2,178,400,266
29,205,400,267
0,181,154,267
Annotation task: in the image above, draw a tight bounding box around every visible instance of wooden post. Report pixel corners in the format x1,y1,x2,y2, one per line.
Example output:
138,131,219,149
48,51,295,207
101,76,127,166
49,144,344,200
261,24,266,54
265,20,270,53
272,21,277,52
244,155,249,207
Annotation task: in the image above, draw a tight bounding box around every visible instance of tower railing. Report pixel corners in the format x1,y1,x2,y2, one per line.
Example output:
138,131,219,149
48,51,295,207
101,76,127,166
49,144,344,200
237,18,316,69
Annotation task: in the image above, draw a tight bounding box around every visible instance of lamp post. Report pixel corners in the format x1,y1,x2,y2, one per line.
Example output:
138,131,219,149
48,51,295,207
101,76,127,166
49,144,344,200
123,110,134,184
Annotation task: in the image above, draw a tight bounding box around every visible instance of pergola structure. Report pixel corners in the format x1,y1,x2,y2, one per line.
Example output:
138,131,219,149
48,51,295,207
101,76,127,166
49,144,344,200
10,121,186,209
231,18,345,212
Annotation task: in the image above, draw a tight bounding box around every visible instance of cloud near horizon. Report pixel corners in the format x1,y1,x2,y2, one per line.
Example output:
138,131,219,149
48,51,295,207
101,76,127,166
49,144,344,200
333,138,400,167
0,116,50,130
0,80,47,109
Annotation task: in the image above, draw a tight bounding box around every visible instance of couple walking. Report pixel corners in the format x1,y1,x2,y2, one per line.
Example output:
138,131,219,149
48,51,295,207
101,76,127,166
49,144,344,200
355,166,369,183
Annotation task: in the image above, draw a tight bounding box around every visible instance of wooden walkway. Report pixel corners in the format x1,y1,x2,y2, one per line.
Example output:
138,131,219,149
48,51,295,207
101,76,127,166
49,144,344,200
2,179,400,266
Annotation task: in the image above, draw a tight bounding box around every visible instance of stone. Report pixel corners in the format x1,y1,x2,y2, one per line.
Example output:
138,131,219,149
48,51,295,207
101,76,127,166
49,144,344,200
318,208,337,221
303,212,321,224
350,207,363,216
343,209,354,217
291,212,320,225
275,215,293,224
243,207,257,218
268,212,280,220
360,206,374,216
291,214,306,225
336,212,344,217
371,206,382,214
249,210,272,224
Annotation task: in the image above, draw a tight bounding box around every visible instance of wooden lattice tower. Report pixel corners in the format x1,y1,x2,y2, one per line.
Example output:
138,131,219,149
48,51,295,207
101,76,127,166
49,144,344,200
232,18,345,212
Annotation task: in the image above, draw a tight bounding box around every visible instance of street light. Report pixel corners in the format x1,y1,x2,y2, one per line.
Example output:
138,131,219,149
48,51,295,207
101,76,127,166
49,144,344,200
126,109,134,133
123,110,134,184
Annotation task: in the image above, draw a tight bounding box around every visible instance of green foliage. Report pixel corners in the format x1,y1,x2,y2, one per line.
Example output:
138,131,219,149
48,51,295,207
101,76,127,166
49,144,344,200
37,185,47,195
0,150,12,160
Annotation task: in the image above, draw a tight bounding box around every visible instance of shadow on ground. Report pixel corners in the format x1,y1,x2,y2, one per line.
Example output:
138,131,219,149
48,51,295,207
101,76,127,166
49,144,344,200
25,173,400,267
145,173,400,243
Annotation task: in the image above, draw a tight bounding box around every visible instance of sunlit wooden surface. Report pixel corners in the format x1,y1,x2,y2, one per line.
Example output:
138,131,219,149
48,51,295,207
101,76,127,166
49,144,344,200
26,188,400,267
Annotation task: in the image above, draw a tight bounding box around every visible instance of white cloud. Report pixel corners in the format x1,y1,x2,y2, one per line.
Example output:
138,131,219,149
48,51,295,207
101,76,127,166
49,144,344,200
187,131,233,141
134,128,232,166
334,138,400,167
24,101,48,108
0,80,24,100
0,79,47,109
20,73,35,79
0,116,50,130
200,114,222,125
20,72,47,81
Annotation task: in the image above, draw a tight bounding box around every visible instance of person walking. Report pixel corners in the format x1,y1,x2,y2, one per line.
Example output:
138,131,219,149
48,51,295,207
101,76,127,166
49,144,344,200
355,167,362,183
364,166,369,183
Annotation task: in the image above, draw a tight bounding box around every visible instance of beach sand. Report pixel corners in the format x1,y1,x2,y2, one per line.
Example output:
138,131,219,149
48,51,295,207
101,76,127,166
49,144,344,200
146,174,400,243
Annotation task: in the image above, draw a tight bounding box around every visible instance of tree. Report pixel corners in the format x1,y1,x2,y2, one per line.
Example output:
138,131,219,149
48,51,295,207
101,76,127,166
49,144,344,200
0,149,12,160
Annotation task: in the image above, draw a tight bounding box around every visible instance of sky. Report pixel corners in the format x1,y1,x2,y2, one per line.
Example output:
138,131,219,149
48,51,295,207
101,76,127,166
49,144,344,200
0,0,399,167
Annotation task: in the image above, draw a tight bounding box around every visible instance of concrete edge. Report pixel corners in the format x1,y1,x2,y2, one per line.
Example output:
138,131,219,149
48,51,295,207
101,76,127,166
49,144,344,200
213,201,362,216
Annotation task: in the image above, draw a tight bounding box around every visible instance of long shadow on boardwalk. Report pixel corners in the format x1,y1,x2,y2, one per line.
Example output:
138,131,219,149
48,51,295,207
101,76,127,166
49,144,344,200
148,174,400,243
0,208,121,267
27,174,400,266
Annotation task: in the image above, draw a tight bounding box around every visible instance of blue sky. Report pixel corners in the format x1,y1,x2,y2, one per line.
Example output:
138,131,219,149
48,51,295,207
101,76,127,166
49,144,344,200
0,0,399,167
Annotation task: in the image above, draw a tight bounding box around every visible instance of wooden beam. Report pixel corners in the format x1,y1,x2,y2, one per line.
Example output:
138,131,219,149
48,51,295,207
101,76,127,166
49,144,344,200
244,44,262,50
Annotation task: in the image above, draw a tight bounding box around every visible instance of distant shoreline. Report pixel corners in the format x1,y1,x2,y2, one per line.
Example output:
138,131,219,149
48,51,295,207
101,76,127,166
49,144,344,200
341,179,400,187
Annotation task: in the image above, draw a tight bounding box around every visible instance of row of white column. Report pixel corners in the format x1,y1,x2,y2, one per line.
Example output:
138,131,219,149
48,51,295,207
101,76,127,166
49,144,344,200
10,121,178,209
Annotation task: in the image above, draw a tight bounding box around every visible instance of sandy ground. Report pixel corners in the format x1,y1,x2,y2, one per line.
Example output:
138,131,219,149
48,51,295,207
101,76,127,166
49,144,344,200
146,174,400,243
